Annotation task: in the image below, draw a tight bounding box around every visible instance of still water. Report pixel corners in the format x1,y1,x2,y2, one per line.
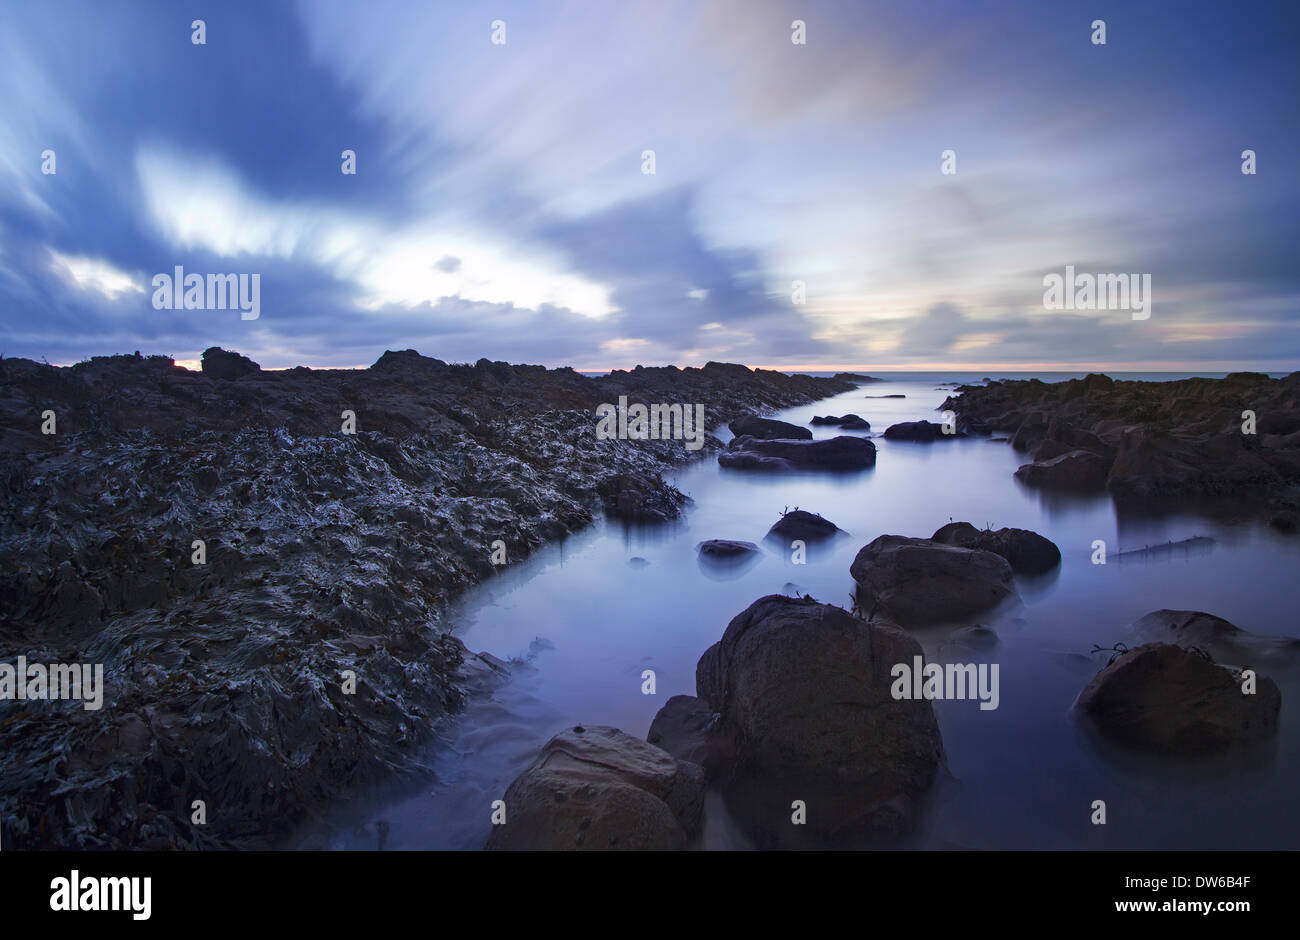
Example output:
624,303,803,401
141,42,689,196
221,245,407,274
338,374,1300,850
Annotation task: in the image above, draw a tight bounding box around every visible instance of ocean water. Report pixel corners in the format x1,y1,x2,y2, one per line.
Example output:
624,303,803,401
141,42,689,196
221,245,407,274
331,374,1300,850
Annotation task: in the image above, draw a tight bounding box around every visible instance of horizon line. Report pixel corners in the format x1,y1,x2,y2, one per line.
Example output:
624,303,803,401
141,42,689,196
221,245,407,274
42,355,1300,375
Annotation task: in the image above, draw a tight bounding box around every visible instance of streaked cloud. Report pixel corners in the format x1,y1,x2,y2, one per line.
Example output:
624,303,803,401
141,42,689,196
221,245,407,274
0,0,1295,370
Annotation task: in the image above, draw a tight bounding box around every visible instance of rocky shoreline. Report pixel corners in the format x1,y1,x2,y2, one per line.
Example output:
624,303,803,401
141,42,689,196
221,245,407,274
941,372,1300,527
0,348,854,849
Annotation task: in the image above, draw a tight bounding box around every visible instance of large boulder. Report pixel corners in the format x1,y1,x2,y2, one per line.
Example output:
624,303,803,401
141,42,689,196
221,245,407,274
1014,450,1111,489
484,725,704,850
882,420,958,442
728,415,812,440
719,435,876,471
1074,643,1281,754
767,509,842,543
1128,610,1300,664
200,347,260,380
931,522,1060,575
850,535,1017,627
695,595,944,845
646,695,739,782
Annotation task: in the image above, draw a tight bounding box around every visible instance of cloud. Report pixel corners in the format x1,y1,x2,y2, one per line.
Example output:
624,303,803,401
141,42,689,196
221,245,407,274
0,0,1296,370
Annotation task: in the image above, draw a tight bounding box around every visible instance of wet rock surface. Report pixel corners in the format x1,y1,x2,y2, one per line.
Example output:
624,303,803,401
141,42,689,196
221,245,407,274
695,595,945,847
1014,450,1112,490
810,413,870,430
597,471,688,523
719,434,877,471
882,420,959,441
850,535,1018,627
1074,643,1281,754
697,539,760,560
1128,609,1300,664
484,724,705,850
646,694,738,782
946,371,1300,516
0,350,851,848
727,415,811,440
766,509,842,542
931,522,1061,575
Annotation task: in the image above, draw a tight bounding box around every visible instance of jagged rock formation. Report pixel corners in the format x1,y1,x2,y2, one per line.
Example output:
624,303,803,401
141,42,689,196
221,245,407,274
0,349,851,848
944,372,1300,516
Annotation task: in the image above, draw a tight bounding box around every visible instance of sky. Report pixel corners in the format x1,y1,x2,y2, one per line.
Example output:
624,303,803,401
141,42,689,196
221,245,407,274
1,0,1297,372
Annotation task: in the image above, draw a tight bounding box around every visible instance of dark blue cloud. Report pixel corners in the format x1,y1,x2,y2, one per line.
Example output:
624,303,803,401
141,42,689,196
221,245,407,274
0,0,1297,369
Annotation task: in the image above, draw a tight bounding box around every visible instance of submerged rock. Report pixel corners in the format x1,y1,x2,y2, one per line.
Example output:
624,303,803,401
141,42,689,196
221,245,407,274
1074,643,1281,754
850,535,1017,627
766,509,842,542
882,420,958,441
931,521,1061,575
728,415,812,440
719,435,876,471
695,595,944,846
810,414,870,430
1128,609,1300,664
697,539,760,560
484,725,705,850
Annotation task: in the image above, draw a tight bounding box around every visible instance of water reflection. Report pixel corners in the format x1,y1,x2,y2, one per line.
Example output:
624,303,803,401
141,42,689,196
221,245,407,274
323,375,1300,851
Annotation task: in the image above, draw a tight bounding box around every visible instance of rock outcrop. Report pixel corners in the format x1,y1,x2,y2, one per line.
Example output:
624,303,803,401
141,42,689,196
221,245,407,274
810,414,870,430
0,350,853,849
931,522,1061,575
944,372,1300,516
882,420,959,442
201,346,261,380
1014,450,1111,490
766,509,842,542
695,595,944,846
697,539,761,560
850,535,1018,627
1074,643,1281,754
728,415,812,440
484,725,705,850
719,435,877,471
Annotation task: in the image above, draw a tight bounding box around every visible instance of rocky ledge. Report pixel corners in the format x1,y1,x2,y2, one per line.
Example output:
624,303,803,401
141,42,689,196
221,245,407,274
0,349,852,849
943,371,1300,522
